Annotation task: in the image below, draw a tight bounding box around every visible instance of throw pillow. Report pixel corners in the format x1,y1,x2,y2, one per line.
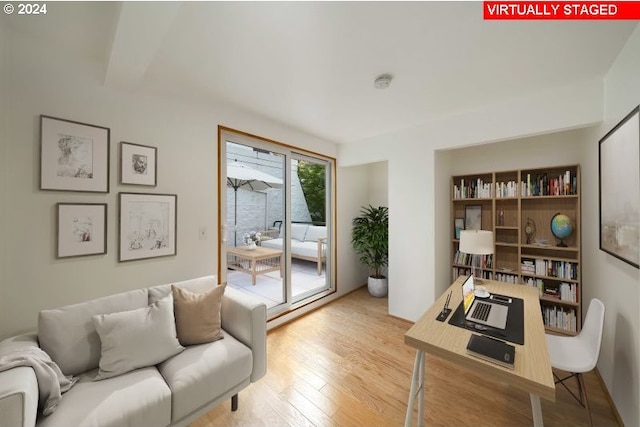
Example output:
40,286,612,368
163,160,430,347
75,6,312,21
172,283,226,346
92,296,184,380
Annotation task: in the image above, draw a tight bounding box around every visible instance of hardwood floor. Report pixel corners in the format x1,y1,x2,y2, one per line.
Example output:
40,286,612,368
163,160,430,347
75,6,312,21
192,287,620,427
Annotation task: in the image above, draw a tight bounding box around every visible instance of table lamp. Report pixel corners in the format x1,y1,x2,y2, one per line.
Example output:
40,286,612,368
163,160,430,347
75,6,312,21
459,230,494,284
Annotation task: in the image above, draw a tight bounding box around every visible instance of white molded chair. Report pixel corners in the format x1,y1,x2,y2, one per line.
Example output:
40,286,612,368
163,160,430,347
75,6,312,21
545,298,605,427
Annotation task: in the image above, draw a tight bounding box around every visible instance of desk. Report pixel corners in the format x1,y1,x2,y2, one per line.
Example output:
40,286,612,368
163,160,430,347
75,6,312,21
404,277,555,427
226,246,283,285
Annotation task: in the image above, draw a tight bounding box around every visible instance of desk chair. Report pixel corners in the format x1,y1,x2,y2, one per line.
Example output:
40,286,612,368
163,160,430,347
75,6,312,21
545,298,605,427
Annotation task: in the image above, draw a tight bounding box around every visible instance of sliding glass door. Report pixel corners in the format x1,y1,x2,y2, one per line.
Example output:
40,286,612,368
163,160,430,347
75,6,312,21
218,128,334,317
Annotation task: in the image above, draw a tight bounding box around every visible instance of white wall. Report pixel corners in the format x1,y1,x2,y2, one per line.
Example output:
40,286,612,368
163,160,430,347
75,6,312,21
0,26,362,339
587,24,640,427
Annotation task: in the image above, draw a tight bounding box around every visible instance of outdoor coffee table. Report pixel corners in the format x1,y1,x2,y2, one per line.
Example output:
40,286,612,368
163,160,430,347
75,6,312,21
227,246,283,285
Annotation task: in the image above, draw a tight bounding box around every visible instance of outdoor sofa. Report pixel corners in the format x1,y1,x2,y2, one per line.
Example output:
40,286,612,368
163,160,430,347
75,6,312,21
261,223,327,275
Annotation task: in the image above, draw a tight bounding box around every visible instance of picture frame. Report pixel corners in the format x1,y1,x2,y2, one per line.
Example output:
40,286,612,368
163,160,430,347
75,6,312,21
465,205,482,231
57,203,107,258
119,192,177,262
41,115,110,193
120,141,157,187
599,105,639,269
454,218,465,239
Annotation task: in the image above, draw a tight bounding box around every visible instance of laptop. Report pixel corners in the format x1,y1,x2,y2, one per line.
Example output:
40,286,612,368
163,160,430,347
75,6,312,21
461,275,509,330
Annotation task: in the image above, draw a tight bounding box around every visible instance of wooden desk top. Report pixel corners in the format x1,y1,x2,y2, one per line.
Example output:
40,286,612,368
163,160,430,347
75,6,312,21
405,276,555,402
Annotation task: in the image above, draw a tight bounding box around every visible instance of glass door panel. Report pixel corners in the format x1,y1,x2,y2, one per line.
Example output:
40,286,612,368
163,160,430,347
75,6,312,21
224,140,286,310
291,155,331,303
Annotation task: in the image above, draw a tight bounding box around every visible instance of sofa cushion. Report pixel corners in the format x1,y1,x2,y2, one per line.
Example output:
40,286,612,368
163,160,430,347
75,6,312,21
304,225,326,242
290,223,308,241
92,296,183,380
148,275,217,304
291,239,326,258
38,289,149,376
37,367,171,427
172,284,225,345
158,332,253,423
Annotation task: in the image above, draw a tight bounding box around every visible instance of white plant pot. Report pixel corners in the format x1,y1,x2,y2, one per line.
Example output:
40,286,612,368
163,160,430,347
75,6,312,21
368,276,388,297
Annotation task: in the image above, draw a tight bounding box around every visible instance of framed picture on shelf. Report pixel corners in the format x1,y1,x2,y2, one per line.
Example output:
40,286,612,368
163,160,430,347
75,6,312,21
57,203,107,258
599,105,639,269
40,115,110,193
454,218,465,239
120,142,157,186
119,193,177,262
465,205,482,231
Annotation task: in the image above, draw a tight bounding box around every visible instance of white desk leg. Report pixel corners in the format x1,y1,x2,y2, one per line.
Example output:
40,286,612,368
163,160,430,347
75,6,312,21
404,350,426,427
530,394,544,427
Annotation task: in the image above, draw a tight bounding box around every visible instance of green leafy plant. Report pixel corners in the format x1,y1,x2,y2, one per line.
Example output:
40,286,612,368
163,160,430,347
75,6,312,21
297,161,326,223
351,205,389,279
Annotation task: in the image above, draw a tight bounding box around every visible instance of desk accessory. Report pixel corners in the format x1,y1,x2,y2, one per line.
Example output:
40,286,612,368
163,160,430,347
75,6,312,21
435,291,452,322
466,334,515,369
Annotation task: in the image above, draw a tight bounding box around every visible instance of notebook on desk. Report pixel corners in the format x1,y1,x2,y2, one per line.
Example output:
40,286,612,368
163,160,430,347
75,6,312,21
462,275,509,329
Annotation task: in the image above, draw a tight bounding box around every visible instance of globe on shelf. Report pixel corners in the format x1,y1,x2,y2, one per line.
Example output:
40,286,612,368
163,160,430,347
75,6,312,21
550,213,573,247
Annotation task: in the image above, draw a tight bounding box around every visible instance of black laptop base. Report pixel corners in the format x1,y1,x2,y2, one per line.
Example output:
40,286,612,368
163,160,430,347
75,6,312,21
448,294,525,345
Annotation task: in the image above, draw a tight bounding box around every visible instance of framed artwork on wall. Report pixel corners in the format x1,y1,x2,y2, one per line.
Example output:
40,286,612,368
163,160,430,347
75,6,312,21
57,203,107,258
599,105,639,269
40,115,110,193
454,218,465,239
120,141,157,187
119,192,177,262
465,205,482,231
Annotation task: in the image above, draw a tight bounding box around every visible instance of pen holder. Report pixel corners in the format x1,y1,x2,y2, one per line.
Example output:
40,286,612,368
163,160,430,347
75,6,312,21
436,308,452,322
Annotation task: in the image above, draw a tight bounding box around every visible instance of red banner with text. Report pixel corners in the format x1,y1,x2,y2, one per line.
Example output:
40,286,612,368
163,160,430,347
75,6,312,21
484,1,640,20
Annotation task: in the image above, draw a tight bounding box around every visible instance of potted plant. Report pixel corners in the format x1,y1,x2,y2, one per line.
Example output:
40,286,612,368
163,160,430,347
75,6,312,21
351,205,389,297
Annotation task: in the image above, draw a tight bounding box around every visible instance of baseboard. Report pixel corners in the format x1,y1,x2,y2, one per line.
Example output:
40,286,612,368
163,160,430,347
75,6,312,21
595,367,625,426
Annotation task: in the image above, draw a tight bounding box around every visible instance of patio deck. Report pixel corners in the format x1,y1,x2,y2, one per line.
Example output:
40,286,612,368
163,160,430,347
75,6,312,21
226,258,327,309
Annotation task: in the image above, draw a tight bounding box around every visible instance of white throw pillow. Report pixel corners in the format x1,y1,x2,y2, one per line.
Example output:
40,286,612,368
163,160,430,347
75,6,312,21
304,225,327,242
92,296,184,380
290,223,308,241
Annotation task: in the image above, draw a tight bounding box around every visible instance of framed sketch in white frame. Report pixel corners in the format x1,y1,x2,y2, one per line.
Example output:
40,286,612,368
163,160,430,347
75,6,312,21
120,141,157,186
119,192,177,262
40,115,110,193
57,203,107,258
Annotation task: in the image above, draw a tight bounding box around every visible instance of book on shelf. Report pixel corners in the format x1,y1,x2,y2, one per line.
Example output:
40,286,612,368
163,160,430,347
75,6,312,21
466,334,515,369
542,305,577,332
521,170,577,197
453,177,492,199
495,180,518,198
495,273,518,284
454,251,493,269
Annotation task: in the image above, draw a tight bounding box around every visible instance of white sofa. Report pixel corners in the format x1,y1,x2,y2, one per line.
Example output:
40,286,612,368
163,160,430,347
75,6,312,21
261,223,327,274
0,275,266,427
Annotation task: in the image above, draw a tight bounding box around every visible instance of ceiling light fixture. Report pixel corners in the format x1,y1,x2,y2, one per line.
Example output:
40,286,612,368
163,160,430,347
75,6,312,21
374,74,392,89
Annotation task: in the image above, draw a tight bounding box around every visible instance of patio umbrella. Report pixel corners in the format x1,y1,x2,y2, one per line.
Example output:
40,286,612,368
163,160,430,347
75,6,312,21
226,162,283,245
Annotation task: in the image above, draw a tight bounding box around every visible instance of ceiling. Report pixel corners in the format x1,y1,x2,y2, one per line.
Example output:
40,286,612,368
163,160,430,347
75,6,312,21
2,2,637,144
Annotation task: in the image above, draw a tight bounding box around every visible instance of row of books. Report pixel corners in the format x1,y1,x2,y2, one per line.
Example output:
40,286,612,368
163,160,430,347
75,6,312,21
521,171,577,197
494,272,518,283
453,178,492,199
452,267,493,280
542,305,577,332
521,258,578,280
523,277,579,302
453,251,493,269
495,180,518,198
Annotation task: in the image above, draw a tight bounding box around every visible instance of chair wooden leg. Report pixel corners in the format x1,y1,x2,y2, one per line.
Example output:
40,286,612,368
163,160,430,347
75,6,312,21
576,373,593,427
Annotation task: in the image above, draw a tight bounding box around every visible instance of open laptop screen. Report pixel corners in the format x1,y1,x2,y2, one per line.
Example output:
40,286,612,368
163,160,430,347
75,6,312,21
462,275,475,314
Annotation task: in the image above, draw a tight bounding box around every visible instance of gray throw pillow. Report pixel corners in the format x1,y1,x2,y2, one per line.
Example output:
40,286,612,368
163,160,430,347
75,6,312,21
92,296,183,380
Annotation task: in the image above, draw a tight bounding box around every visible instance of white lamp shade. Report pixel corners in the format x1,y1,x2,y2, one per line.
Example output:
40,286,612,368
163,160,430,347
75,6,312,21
459,230,494,255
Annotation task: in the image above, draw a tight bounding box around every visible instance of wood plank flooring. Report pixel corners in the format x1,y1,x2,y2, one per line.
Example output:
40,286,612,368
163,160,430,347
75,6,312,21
192,287,620,427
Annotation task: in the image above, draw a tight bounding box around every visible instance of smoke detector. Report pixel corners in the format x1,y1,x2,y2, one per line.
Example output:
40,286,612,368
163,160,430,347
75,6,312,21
374,74,392,89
